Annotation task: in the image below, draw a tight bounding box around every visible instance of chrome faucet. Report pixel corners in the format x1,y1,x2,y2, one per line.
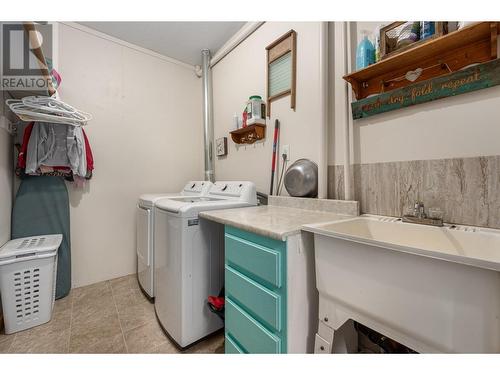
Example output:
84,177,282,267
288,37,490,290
413,201,426,219
402,201,443,227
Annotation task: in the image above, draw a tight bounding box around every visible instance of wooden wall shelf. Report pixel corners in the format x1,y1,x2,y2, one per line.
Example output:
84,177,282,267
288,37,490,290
229,124,266,144
344,22,500,100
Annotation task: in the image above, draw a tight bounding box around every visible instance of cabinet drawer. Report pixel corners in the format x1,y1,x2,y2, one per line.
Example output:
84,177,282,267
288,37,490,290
225,334,245,354
225,233,282,288
226,266,281,332
225,298,281,354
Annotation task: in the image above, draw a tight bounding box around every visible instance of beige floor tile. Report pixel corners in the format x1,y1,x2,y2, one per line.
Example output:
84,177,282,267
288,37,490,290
72,281,112,306
73,280,110,296
214,344,225,354
117,301,156,333
184,332,225,354
114,288,151,311
113,289,136,310
124,319,170,353
71,308,121,334
72,295,117,325
10,326,31,341
109,274,137,296
150,340,181,354
70,332,127,354
69,312,123,353
129,276,141,291
53,293,73,313
9,328,70,353
28,308,72,336
132,288,151,304
0,307,71,354
0,332,15,353
0,274,223,355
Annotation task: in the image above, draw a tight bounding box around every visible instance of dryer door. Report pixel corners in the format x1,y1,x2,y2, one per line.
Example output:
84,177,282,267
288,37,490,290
137,205,153,297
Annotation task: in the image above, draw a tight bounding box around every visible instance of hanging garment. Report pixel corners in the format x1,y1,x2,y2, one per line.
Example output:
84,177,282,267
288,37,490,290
17,122,95,180
23,122,88,177
16,122,71,178
82,129,94,178
67,125,86,177
16,122,34,170
11,176,71,299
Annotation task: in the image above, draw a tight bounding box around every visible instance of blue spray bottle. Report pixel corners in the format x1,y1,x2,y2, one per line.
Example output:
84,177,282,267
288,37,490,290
421,22,435,40
356,30,375,70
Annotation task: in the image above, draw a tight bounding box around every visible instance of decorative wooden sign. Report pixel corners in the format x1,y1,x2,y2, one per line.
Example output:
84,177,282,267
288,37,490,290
351,58,500,120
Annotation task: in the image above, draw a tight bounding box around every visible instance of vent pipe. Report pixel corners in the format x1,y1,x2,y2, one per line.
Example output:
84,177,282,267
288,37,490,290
202,49,215,182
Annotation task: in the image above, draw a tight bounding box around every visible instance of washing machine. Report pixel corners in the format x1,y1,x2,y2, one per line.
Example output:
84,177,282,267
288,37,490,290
154,181,257,348
136,181,212,298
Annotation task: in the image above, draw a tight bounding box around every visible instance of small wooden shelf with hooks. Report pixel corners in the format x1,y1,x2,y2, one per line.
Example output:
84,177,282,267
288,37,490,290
229,124,266,144
344,22,499,100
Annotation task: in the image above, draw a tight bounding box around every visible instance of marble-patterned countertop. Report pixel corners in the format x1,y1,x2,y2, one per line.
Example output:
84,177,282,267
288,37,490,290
199,205,352,241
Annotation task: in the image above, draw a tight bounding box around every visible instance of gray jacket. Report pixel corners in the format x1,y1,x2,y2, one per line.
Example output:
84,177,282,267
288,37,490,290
26,122,87,177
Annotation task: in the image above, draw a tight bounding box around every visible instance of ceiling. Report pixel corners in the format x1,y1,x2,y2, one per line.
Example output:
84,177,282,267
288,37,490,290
79,22,245,65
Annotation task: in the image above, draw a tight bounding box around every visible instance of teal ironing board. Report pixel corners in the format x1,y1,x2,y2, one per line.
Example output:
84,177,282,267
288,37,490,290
11,176,71,299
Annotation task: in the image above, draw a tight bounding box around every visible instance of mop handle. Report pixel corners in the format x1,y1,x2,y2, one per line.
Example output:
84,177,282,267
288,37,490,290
270,119,280,195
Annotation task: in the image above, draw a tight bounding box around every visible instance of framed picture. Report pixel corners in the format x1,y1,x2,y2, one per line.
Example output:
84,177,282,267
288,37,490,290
216,137,228,156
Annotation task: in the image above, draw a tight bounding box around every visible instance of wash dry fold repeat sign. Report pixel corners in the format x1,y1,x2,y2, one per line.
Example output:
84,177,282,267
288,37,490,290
351,58,500,119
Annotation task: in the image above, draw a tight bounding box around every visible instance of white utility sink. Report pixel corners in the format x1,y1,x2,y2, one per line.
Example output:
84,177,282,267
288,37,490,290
303,215,500,353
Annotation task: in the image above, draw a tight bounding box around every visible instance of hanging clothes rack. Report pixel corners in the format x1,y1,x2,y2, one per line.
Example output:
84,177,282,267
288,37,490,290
6,96,92,127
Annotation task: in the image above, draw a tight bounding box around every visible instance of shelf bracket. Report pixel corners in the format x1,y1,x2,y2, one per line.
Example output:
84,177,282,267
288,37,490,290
491,22,498,59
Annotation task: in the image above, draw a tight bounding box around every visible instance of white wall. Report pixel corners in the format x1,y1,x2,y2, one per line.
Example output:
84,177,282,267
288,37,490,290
212,22,324,195
57,23,204,288
330,22,500,167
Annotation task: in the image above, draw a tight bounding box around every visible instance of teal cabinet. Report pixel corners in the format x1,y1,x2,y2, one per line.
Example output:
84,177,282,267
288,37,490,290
225,266,282,331
225,233,282,288
224,226,287,354
225,334,245,354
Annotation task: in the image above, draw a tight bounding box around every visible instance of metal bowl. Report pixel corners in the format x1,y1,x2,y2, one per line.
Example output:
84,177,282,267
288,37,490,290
284,159,318,197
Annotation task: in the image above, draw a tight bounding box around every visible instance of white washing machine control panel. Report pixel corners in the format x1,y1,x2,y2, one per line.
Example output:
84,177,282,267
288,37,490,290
209,181,257,204
182,181,213,195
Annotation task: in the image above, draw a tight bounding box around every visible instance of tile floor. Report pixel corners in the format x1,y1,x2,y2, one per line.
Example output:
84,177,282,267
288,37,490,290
0,274,224,354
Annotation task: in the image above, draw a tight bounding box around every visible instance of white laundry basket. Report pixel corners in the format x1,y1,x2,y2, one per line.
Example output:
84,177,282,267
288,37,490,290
0,234,61,334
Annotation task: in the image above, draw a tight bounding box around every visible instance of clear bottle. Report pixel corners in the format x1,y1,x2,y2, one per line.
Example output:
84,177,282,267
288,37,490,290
356,30,375,70
420,22,435,40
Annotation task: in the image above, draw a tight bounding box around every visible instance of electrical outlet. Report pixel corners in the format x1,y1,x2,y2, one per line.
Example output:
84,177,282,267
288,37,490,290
281,144,290,161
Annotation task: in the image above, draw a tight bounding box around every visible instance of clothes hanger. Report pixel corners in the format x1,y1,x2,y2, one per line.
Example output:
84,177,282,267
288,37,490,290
6,96,92,126
6,97,92,126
